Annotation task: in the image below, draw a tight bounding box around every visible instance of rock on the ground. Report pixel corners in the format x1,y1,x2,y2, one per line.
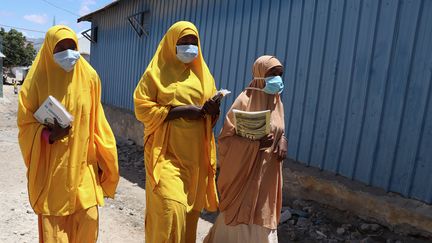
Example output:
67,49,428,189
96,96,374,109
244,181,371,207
292,199,308,209
296,217,310,227
315,230,327,239
360,223,381,232
336,227,346,235
303,206,314,214
289,208,310,218
280,210,292,223
351,231,362,240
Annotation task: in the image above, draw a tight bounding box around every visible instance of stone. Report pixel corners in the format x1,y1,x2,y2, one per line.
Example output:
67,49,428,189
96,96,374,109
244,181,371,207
280,210,292,223
288,219,296,225
134,161,142,167
288,231,298,241
313,219,322,225
119,155,128,162
303,206,314,214
369,224,381,232
360,236,386,243
296,217,309,227
126,139,135,146
342,224,353,230
315,230,327,239
336,227,346,235
288,208,310,218
351,232,362,239
281,206,292,211
26,210,32,214
360,223,381,232
360,223,370,231
318,226,329,234
293,199,308,209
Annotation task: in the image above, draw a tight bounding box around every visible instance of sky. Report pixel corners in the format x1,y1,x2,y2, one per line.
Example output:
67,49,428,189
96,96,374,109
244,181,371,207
0,0,114,41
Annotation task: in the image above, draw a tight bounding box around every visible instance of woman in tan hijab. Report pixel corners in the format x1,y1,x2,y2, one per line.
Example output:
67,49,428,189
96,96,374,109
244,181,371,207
204,55,287,243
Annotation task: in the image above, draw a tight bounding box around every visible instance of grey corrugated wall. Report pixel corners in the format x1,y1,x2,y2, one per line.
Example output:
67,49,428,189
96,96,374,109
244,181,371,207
87,0,432,204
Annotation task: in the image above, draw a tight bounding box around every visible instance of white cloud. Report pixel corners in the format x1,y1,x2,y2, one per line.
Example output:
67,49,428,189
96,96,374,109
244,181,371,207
23,14,48,25
79,0,97,16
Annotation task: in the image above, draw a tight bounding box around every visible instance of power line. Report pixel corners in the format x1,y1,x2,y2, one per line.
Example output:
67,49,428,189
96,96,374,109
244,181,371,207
0,24,46,34
40,0,80,17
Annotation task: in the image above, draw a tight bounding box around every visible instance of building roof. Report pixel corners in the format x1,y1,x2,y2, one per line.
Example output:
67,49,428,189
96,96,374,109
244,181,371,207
0,51,5,58
77,0,121,22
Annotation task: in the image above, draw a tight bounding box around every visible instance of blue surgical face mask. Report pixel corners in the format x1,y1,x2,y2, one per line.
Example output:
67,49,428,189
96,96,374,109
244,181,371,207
261,76,284,94
176,45,199,63
53,49,80,72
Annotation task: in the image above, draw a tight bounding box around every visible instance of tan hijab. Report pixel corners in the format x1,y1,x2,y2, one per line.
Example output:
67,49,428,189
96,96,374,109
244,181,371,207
217,55,285,229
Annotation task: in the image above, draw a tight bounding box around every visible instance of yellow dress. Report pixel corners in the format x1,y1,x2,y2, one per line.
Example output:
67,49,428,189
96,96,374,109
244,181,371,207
134,21,218,243
17,25,119,242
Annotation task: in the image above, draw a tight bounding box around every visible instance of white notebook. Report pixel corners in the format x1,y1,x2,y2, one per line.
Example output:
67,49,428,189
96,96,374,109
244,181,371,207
233,109,270,140
33,95,74,128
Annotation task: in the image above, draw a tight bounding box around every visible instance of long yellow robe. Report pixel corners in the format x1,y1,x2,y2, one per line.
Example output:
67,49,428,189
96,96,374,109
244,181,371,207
134,21,219,241
17,25,119,217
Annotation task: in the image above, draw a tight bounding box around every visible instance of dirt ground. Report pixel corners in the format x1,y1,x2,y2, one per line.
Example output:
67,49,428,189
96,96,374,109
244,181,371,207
0,84,214,243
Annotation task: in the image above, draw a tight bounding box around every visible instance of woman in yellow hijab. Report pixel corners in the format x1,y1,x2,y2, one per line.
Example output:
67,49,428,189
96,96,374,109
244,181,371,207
17,25,119,243
134,21,220,243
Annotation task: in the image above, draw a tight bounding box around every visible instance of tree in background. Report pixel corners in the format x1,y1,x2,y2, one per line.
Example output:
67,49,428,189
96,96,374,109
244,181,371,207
0,28,36,67
23,43,37,66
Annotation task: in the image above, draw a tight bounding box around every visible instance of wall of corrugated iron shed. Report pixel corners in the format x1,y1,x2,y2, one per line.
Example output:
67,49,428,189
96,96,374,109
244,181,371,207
88,0,432,204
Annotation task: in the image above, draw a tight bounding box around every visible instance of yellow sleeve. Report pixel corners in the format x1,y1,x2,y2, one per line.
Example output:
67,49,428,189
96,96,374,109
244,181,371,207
93,74,119,198
133,73,170,135
17,79,44,168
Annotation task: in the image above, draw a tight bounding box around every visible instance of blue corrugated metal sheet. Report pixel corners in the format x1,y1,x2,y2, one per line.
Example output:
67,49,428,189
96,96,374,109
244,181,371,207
85,0,432,204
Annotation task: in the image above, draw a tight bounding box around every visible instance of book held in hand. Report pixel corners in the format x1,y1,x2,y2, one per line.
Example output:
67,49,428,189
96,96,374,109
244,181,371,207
233,109,270,140
34,95,74,128
212,89,231,103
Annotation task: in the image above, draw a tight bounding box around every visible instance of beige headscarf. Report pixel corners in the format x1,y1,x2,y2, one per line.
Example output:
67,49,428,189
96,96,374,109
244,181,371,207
216,55,285,229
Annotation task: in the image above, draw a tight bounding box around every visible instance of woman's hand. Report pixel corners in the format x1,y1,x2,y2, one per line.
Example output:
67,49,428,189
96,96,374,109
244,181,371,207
274,136,288,161
202,99,220,116
46,118,71,143
165,105,204,121
259,134,274,149
182,105,205,120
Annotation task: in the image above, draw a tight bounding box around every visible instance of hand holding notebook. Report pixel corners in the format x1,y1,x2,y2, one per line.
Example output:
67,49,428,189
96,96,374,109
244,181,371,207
34,95,74,128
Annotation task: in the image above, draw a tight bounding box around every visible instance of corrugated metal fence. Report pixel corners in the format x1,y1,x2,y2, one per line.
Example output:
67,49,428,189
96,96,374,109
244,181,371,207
88,0,432,204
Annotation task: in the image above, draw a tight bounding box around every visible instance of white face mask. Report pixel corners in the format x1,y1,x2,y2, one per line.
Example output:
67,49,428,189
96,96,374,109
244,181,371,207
176,45,198,63
53,49,81,72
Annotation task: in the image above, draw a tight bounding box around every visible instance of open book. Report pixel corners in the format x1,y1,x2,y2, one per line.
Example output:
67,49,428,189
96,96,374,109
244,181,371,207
233,109,270,140
34,95,74,128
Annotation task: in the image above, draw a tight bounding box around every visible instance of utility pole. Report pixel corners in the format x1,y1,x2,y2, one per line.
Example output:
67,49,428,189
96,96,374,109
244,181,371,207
53,16,56,26
0,35,3,98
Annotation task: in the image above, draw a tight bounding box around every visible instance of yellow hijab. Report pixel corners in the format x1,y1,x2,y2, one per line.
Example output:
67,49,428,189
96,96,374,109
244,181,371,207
18,25,119,215
134,21,218,211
